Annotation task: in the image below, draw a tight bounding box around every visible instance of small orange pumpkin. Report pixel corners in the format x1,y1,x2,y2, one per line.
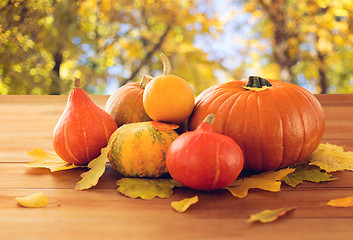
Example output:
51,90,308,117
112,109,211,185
105,75,152,127
143,53,195,124
188,76,325,171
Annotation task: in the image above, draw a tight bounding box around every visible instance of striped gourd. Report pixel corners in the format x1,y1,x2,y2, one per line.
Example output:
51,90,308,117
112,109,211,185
108,121,179,178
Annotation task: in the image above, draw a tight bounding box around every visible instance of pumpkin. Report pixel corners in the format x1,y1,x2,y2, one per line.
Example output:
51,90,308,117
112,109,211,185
188,76,325,171
166,114,244,191
143,53,195,124
108,121,179,178
105,75,152,127
53,78,118,165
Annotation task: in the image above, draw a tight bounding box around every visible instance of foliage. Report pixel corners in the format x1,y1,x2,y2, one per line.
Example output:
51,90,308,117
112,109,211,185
0,0,223,95
15,192,49,208
327,196,353,207
171,196,199,213
241,0,353,93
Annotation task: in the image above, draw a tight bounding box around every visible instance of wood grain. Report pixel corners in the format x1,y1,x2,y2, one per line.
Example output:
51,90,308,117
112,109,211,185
1,94,353,240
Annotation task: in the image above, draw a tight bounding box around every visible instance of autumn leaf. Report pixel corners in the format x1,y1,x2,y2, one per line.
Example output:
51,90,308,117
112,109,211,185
15,192,48,208
247,207,296,223
117,178,181,200
75,129,120,190
171,196,199,213
26,148,83,172
281,165,337,187
226,168,295,198
327,196,353,207
309,143,353,172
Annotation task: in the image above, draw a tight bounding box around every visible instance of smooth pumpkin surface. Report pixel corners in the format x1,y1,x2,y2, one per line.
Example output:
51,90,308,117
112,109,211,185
108,121,179,178
105,76,152,127
166,114,244,191
142,53,195,124
53,78,118,165
188,77,325,171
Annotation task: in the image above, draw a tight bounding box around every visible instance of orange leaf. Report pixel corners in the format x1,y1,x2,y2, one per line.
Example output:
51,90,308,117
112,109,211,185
327,196,353,207
151,121,179,131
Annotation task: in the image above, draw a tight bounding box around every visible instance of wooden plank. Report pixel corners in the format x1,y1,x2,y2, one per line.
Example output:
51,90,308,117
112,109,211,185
1,188,353,240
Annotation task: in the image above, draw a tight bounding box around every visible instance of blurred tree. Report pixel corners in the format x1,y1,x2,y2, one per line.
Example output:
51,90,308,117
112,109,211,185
242,0,353,93
0,0,224,95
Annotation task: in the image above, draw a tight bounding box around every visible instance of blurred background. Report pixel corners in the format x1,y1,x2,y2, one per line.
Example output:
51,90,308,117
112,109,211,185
0,0,352,95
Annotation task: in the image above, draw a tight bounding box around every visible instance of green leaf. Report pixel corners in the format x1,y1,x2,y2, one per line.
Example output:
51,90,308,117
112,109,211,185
281,164,337,187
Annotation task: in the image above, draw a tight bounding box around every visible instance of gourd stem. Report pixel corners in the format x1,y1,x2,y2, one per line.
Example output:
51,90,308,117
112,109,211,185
74,77,81,88
203,114,215,125
245,76,272,88
159,52,172,75
139,75,153,89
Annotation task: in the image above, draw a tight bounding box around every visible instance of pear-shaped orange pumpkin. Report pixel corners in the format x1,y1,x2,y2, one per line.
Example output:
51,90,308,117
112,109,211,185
52,78,118,165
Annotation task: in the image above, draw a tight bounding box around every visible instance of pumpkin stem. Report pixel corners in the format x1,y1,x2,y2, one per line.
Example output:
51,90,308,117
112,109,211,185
139,75,153,89
245,76,272,88
74,77,81,89
203,114,215,125
160,52,172,75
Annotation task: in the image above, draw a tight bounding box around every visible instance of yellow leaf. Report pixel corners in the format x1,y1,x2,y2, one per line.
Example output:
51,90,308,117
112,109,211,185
327,196,353,207
309,143,353,172
75,129,120,190
15,192,48,208
226,168,295,198
247,207,296,223
26,148,83,172
117,178,179,200
171,196,198,213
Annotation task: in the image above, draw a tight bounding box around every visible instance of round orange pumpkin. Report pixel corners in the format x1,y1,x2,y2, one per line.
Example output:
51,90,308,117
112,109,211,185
105,75,152,127
188,76,325,171
143,53,195,124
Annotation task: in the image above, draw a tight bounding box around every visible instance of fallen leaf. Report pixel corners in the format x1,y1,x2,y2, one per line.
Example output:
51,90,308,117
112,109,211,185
247,207,296,223
226,168,295,198
327,196,353,207
75,129,120,190
281,165,337,187
171,196,199,213
15,192,48,208
26,148,83,172
117,178,180,200
309,143,353,172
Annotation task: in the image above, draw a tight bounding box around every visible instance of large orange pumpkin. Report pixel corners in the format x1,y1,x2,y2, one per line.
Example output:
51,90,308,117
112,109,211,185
188,76,325,171
105,75,152,127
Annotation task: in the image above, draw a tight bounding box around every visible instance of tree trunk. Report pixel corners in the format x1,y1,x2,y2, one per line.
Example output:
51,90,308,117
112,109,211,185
49,51,63,95
259,0,296,83
317,50,327,94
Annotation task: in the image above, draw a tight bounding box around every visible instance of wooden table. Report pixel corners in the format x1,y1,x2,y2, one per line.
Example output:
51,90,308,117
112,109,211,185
1,94,353,240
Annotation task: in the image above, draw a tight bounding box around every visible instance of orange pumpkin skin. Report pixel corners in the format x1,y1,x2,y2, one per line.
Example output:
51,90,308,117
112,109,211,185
53,79,118,165
105,76,152,127
143,74,195,124
188,77,325,171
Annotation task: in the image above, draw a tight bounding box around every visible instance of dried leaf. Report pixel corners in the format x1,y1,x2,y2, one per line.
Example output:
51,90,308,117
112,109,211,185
75,129,120,190
247,207,296,223
309,143,353,172
117,178,180,200
26,148,83,172
226,168,295,198
171,196,199,213
327,196,353,207
281,165,337,187
151,121,179,131
15,192,48,208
